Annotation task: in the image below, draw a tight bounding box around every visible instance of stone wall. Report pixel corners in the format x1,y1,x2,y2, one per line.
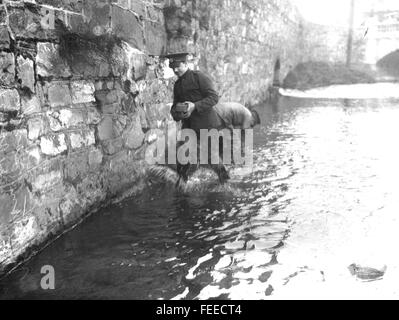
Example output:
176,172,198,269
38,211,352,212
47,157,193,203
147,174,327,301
0,0,173,274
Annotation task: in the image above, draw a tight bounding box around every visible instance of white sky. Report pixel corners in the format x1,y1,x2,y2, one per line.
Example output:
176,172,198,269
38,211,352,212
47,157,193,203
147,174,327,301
291,0,399,26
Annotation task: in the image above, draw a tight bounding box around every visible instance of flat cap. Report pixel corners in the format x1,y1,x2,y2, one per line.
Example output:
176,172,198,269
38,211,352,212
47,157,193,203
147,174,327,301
164,52,190,67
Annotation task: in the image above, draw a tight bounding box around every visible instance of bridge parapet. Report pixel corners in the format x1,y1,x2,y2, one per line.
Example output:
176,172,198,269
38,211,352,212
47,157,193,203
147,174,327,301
363,9,399,64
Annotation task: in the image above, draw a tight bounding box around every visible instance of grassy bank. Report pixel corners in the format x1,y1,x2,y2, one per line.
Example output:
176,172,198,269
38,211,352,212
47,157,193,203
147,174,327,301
283,61,376,91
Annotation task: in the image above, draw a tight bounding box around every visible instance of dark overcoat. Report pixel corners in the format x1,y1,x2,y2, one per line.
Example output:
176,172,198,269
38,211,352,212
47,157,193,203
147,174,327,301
170,69,223,134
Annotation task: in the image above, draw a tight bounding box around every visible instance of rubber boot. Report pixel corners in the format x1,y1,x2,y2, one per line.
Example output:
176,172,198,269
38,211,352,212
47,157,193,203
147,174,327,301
176,164,190,189
217,166,230,185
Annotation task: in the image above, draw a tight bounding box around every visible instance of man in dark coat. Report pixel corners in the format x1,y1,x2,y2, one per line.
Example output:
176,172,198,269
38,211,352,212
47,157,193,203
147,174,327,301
167,53,230,185
169,53,221,133
167,53,261,186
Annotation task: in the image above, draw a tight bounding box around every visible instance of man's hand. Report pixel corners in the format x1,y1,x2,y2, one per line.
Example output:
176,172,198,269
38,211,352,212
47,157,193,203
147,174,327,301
171,106,181,121
182,102,195,119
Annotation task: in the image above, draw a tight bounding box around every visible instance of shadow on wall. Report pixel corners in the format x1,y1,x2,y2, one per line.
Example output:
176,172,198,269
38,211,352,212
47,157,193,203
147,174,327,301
57,29,120,79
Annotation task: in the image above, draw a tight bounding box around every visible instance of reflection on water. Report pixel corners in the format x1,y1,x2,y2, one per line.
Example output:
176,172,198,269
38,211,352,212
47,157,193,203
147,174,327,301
2,94,399,300
280,82,399,99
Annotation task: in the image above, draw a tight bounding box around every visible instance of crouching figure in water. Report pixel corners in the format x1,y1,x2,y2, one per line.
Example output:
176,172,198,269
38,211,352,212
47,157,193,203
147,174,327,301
166,52,261,186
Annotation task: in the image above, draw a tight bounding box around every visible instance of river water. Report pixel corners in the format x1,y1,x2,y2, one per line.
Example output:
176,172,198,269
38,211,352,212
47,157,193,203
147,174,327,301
2,84,399,300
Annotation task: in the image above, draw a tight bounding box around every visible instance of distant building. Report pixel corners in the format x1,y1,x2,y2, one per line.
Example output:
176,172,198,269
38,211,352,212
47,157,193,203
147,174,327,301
362,0,399,64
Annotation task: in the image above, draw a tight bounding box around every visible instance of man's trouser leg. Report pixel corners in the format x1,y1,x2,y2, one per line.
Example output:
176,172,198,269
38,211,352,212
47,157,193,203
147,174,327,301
211,163,230,184
176,140,194,185
209,135,230,184
176,163,191,182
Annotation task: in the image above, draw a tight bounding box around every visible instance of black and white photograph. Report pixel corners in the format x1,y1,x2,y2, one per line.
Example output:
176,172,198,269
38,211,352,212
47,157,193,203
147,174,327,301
1,0,399,303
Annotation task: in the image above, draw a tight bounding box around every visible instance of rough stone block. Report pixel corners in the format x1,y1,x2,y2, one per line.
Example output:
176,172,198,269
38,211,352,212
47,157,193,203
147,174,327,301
0,89,20,113
110,44,147,80
64,152,89,184
33,200,63,234
59,185,83,227
137,106,149,131
145,21,167,56
0,112,7,126
47,83,72,107
99,103,121,115
19,146,42,171
110,45,127,78
37,0,84,13
0,26,10,49
108,150,130,174
27,116,47,141
97,116,117,141
21,95,41,115
123,115,145,150
36,43,72,79
71,81,95,104
0,52,15,86
137,80,170,108
164,5,193,37
120,93,136,114
35,83,46,106
0,170,20,192
94,80,105,91
40,134,67,156
82,1,112,37
0,240,12,272
8,7,57,40
9,187,35,221
111,5,145,50
106,80,115,90
65,39,111,78
0,129,29,154
116,0,146,17
54,9,89,36
144,102,171,128
145,128,165,144
0,152,20,186
0,4,6,23
88,148,103,171
69,130,96,150
56,109,86,128
48,113,63,132
113,115,128,137
31,170,63,193
0,193,15,226
17,56,35,93
106,152,146,194
101,138,123,155
130,51,147,81
10,216,39,252
132,143,146,160
95,90,119,107
76,174,107,209
87,106,102,125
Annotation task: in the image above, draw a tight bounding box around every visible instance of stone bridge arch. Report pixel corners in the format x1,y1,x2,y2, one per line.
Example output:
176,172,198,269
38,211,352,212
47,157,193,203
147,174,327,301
377,49,399,76
365,37,399,65
363,10,399,65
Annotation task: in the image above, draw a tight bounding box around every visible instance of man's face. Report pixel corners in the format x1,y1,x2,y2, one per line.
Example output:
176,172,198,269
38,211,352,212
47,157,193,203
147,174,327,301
172,62,189,77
